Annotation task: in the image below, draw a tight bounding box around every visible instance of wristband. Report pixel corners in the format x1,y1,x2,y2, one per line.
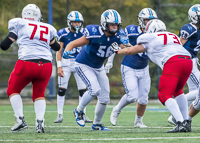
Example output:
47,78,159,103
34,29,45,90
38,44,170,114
57,61,62,68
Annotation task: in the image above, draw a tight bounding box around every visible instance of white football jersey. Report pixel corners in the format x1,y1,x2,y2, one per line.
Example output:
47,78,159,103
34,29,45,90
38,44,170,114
8,18,57,61
137,31,191,69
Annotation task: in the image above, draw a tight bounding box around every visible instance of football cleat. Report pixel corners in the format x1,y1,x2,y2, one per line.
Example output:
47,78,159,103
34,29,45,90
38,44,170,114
11,115,28,132
167,121,188,133
91,124,111,131
54,114,63,123
167,115,177,126
134,121,147,128
185,120,192,132
83,115,93,123
73,108,85,127
110,106,121,126
36,119,45,133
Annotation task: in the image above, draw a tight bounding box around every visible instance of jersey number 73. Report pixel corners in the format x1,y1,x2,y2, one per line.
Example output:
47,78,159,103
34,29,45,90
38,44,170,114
157,33,181,45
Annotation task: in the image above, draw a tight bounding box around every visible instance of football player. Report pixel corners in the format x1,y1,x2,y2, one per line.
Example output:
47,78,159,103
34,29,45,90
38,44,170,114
63,9,127,131
168,4,200,126
0,4,60,133
111,19,192,133
109,8,157,128
182,4,200,127
54,11,92,124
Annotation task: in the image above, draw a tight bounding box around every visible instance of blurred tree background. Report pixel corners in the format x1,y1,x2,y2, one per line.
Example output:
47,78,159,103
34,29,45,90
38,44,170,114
0,0,199,99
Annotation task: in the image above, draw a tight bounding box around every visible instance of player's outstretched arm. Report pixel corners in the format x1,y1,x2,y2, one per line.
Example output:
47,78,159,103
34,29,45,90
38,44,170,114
111,42,145,55
64,35,90,52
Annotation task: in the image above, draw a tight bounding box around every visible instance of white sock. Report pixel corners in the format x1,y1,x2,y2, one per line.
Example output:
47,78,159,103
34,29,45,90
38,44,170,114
77,91,94,112
186,90,198,107
188,115,193,121
175,94,188,120
165,98,184,122
57,94,65,115
135,114,143,123
116,94,131,111
10,94,23,117
93,101,107,124
34,100,46,120
79,96,86,114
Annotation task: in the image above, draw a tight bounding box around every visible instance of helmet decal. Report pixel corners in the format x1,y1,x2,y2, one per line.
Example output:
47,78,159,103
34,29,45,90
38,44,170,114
104,11,109,19
112,10,118,23
74,11,80,21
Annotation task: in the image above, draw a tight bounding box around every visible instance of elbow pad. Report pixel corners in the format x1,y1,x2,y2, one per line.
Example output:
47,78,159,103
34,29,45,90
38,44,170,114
50,40,60,51
0,37,13,51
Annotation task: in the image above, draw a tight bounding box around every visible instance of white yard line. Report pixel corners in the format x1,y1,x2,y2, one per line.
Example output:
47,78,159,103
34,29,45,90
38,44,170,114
1,136,200,142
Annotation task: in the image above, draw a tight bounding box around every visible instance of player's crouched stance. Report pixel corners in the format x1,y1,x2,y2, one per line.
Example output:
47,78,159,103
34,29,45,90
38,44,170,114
0,4,60,133
111,19,192,133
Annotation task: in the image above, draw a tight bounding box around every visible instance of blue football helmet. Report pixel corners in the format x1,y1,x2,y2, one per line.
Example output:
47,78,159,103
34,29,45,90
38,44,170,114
67,11,84,33
100,9,122,35
138,8,158,29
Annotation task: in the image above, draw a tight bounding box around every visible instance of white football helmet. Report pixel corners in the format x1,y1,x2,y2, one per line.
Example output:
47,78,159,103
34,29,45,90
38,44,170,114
100,9,122,35
188,4,200,26
67,11,84,33
145,19,166,33
22,4,42,21
138,8,158,29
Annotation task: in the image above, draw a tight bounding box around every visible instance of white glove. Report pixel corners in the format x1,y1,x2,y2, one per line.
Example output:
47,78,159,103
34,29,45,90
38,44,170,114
111,42,121,53
104,62,113,73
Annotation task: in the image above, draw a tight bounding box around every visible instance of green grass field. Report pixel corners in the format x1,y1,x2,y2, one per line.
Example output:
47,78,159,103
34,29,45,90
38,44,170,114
0,103,200,143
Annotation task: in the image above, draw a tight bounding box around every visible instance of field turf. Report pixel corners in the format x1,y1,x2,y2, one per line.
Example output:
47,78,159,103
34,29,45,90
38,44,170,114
0,104,200,143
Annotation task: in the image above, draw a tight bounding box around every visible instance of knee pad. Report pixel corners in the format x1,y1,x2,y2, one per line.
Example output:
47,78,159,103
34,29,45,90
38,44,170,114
79,89,87,97
138,98,148,105
58,88,66,96
90,88,101,97
193,98,200,110
126,94,137,103
98,93,110,104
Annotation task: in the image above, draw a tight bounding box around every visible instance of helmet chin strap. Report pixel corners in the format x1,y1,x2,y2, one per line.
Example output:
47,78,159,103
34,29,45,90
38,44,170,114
71,26,80,34
74,26,80,34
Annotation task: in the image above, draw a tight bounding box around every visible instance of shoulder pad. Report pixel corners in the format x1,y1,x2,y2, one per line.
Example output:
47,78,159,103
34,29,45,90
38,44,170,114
84,25,102,38
125,25,142,36
180,23,197,39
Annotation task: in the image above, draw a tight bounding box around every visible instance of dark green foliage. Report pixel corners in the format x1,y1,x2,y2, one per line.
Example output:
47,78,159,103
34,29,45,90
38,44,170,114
0,0,199,98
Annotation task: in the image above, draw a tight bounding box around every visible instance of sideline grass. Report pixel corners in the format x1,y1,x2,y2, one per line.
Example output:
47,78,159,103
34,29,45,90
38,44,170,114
0,104,200,143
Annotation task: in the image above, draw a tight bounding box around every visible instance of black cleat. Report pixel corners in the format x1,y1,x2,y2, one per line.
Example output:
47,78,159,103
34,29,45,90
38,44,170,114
167,121,188,133
11,115,28,132
36,119,45,133
185,120,191,132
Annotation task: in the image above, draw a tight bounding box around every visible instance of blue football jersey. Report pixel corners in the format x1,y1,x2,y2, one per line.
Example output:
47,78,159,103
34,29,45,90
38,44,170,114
179,23,200,58
76,25,123,68
57,27,84,58
121,25,149,69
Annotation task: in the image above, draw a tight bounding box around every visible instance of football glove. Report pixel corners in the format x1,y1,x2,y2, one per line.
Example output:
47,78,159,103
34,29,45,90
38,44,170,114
63,50,75,59
119,34,131,47
111,42,121,53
